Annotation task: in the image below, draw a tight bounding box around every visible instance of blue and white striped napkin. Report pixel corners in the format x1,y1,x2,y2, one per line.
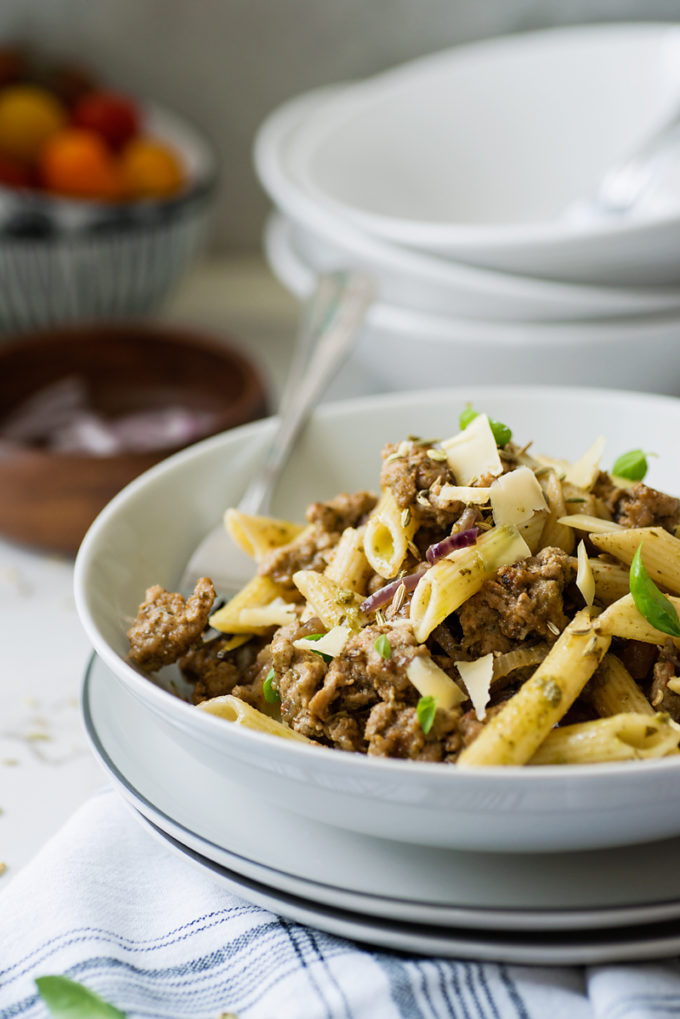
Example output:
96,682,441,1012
1,788,679,1019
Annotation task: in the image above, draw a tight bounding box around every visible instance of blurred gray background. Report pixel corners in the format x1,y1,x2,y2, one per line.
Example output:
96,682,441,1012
4,0,680,252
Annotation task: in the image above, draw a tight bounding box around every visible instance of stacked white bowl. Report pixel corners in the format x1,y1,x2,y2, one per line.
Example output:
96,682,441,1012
254,22,680,394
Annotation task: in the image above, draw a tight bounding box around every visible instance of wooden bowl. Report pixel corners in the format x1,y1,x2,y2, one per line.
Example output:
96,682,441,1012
0,323,268,554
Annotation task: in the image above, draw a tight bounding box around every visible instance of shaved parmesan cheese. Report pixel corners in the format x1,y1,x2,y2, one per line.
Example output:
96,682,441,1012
239,597,298,627
489,466,547,527
455,654,494,720
432,484,491,506
564,436,606,491
406,656,466,711
441,414,503,486
294,625,351,658
576,540,595,607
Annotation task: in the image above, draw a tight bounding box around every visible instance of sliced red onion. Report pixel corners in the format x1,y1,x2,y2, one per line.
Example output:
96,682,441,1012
360,567,427,615
426,527,478,565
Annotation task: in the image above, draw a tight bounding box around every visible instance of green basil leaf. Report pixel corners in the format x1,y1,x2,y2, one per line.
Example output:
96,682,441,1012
262,668,280,704
374,634,392,659
612,449,649,481
36,976,126,1018
416,695,437,734
630,546,680,638
458,405,512,447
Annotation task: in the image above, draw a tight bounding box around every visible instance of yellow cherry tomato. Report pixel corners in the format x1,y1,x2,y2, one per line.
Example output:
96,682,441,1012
0,84,67,162
120,137,185,198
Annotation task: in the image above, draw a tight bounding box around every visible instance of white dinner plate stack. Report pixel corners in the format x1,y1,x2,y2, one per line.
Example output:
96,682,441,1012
254,22,680,395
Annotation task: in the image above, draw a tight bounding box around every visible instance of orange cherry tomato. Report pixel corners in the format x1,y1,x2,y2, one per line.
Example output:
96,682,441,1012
39,127,123,200
0,84,66,162
120,137,184,198
72,90,140,149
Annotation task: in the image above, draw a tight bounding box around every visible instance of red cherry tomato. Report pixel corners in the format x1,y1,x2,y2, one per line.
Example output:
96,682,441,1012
72,90,140,149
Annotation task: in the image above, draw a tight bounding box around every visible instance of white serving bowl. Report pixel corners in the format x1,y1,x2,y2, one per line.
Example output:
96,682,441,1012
75,384,680,853
284,23,680,284
255,82,680,319
264,211,680,396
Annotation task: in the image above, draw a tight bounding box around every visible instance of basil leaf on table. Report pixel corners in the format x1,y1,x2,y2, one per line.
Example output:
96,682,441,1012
629,545,680,638
35,976,126,1018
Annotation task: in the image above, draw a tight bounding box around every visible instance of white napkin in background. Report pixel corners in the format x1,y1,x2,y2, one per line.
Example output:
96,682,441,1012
1,788,679,1019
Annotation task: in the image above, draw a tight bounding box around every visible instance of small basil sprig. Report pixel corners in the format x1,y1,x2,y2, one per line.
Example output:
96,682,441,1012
36,976,126,1018
459,405,512,447
262,667,280,704
416,695,437,734
612,449,650,482
374,634,392,659
630,546,680,638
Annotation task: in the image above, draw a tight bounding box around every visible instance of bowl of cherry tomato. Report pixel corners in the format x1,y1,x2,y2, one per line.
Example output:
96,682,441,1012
0,49,217,332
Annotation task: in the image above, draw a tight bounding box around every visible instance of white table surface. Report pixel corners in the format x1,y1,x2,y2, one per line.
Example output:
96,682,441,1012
0,255,383,887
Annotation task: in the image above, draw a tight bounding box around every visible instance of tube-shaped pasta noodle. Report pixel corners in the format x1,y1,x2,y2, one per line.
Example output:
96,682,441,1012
364,489,417,579
557,514,624,534
457,609,611,767
537,471,575,554
586,653,654,718
597,593,680,647
292,569,365,629
589,559,631,606
324,526,373,593
210,576,294,634
410,524,530,643
529,712,679,765
197,694,312,743
591,527,680,595
224,509,306,561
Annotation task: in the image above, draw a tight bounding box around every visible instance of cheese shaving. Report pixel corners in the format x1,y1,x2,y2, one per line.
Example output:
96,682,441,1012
455,654,494,720
576,540,595,607
441,414,503,485
294,625,352,658
406,656,466,711
432,484,491,506
490,466,547,527
564,436,606,491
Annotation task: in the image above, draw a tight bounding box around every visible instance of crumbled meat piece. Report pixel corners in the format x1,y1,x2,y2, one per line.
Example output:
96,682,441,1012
649,643,680,721
127,577,215,672
458,547,575,656
258,490,377,588
365,701,462,761
612,639,658,682
380,441,460,529
182,635,263,704
305,490,377,531
592,472,680,533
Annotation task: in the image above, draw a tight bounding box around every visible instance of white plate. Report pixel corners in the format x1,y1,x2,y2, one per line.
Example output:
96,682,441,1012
254,83,680,318
133,809,680,966
75,386,680,853
84,652,680,937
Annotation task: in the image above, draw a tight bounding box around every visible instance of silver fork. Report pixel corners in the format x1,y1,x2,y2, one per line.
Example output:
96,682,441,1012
179,269,375,596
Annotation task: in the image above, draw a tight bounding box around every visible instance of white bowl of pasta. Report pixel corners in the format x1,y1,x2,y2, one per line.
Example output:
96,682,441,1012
75,385,680,852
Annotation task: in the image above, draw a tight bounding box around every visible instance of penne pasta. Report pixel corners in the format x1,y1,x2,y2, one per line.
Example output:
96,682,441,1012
586,653,655,718
590,526,680,595
210,576,295,635
324,526,373,593
364,489,417,579
224,508,306,561
529,712,679,765
596,593,680,648
457,610,611,767
197,694,313,743
537,470,575,554
292,569,366,630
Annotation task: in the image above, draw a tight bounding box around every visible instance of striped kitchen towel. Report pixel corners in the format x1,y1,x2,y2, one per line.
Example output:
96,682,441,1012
0,788,679,1019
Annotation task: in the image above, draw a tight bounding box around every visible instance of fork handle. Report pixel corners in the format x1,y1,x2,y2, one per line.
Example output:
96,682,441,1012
236,270,374,517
